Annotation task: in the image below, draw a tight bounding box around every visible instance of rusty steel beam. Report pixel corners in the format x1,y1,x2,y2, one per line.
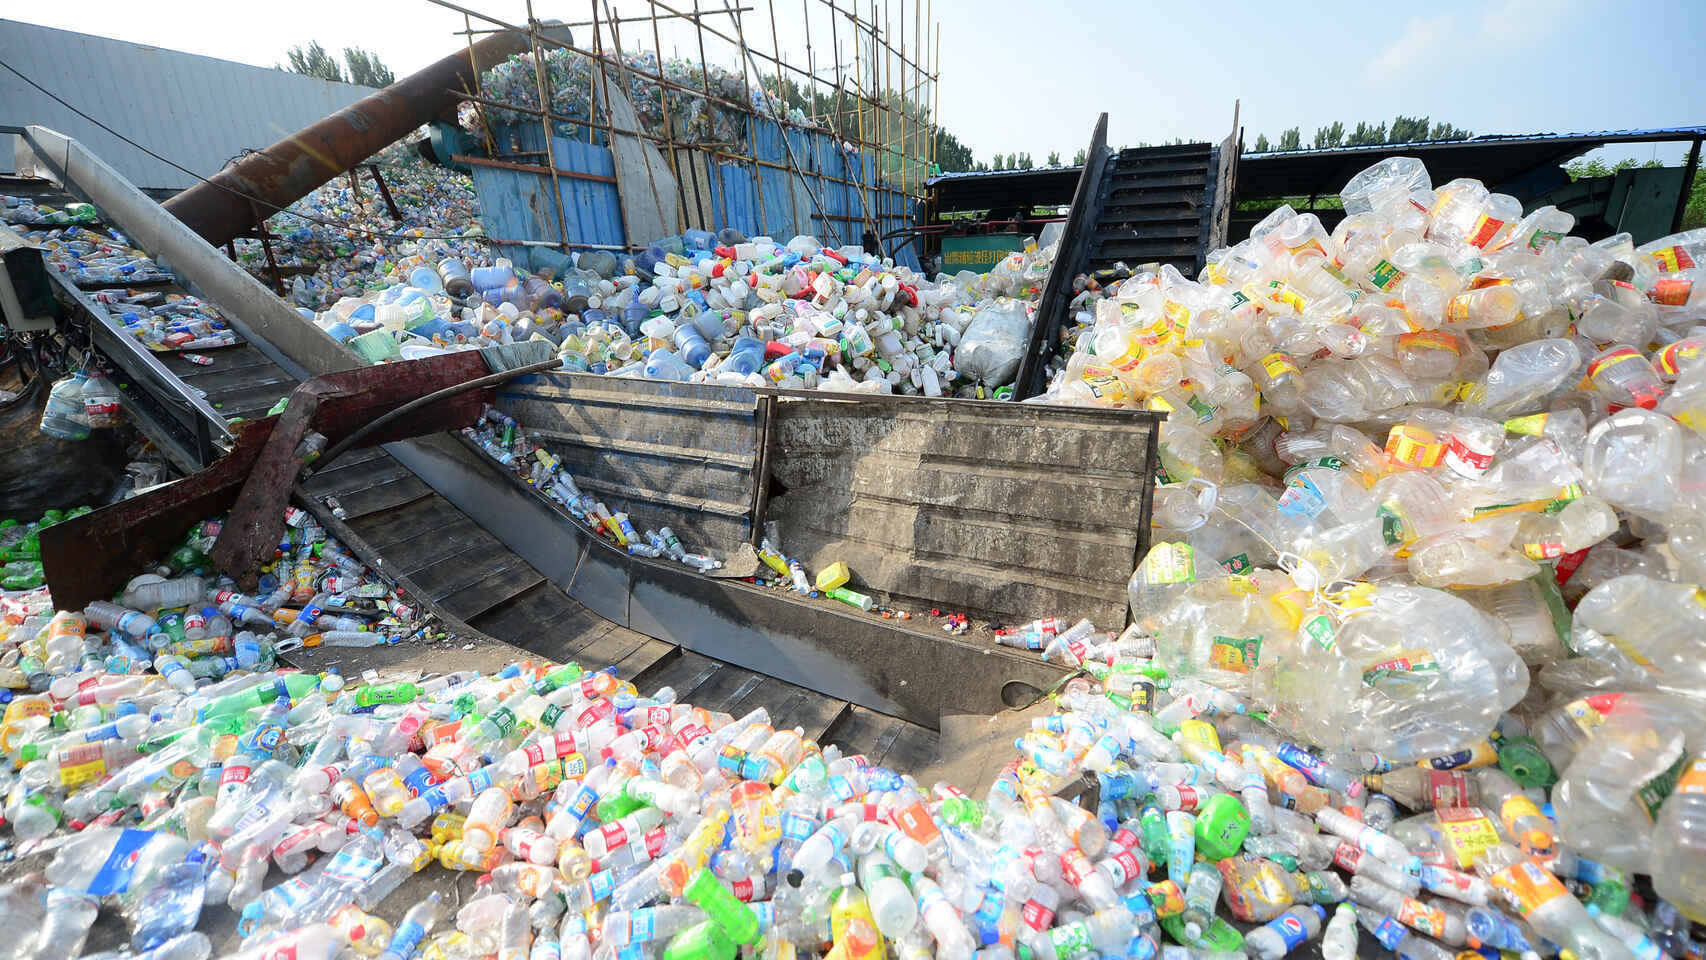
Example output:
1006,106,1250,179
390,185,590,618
164,30,530,247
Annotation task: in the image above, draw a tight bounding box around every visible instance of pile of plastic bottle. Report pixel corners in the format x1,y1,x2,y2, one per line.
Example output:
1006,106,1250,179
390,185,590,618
4,497,1705,960
309,226,1059,397
1,223,173,287
232,142,490,312
461,404,723,573
90,289,243,353
465,49,800,150
6,156,1706,960
0,195,100,227
0,508,92,592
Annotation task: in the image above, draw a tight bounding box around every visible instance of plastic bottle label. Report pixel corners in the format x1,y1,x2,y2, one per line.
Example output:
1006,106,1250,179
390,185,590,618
1370,916,1406,950
1397,897,1447,938
893,802,940,847
1048,923,1092,958
1489,859,1568,917
1276,475,1327,520
1676,756,1706,796
1425,771,1471,808
84,828,154,895
1467,214,1506,248
58,742,107,789
1634,750,1688,820
1444,434,1494,478
1303,615,1337,651
1361,650,1439,687
1105,848,1143,885
1366,260,1406,292
1267,911,1311,950
1143,543,1197,585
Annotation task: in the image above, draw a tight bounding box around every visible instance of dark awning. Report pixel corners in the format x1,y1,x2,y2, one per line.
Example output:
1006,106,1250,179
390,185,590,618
926,165,1085,212
1236,126,1706,200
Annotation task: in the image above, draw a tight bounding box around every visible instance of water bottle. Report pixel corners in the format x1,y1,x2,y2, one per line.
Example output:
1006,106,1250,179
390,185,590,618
671,324,711,369
39,374,91,440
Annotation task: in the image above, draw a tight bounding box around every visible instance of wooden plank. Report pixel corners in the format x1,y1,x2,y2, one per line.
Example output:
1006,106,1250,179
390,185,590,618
877,722,942,775
435,558,545,624
406,542,532,601
612,641,681,684
468,582,620,661
630,649,723,700
758,685,849,743
820,705,906,764
348,495,479,551
301,457,414,499
326,475,433,521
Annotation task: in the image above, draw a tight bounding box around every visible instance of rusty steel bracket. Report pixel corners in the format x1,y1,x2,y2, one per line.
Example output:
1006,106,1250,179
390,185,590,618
38,352,503,606
209,352,500,587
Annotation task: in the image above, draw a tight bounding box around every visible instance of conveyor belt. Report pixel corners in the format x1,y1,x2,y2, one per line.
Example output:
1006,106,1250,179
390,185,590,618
2,176,299,457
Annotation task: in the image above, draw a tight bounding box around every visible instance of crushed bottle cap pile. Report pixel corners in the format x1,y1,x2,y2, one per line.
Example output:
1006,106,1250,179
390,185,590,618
4,155,1706,960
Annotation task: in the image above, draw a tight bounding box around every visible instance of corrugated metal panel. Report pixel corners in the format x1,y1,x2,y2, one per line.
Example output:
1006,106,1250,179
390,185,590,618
767,396,1160,629
469,134,625,270
0,19,373,190
494,372,763,550
474,112,920,269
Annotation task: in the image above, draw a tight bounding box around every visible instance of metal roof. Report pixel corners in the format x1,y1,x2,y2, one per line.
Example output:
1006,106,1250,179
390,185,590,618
1238,125,1706,199
925,164,1086,211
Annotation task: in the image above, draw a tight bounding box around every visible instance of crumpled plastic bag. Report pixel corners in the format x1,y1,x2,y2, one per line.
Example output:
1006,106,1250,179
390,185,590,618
954,298,1033,386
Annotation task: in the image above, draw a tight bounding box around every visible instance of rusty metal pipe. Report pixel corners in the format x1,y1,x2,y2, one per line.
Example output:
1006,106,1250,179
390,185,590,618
164,29,530,247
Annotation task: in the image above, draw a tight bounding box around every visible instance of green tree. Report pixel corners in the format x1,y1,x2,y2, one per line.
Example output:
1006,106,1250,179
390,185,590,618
934,129,975,172
1276,127,1302,151
1252,133,1271,152
1313,122,1345,149
993,154,1006,171
343,47,394,87
1388,115,1425,143
1016,152,1032,169
1072,148,1087,165
1046,151,1061,166
1429,120,1471,140
1346,121,1387,145
284,41,345,82
1564,157,1664,180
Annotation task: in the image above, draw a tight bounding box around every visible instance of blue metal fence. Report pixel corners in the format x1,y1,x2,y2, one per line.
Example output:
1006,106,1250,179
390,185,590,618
468,117,921,273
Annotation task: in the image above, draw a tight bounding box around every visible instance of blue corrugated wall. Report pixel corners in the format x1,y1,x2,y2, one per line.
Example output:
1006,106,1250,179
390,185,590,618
471,117,921,273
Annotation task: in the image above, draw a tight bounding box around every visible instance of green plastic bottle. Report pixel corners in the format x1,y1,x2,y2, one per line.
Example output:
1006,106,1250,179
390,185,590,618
661,920,734,960
355,681,423,707
200,672,320,719
1193,792,1251,861
683,867,759,945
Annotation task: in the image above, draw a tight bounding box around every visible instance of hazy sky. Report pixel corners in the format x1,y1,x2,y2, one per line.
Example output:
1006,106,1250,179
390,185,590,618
5,0,1703,165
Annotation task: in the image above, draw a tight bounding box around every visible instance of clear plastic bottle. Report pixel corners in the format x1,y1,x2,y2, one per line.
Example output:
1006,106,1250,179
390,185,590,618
1651,753,1706,922
1473,844,1637,960
1244,904,1325,960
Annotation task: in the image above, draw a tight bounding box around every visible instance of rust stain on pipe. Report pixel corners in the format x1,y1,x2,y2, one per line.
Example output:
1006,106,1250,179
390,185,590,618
165,30,530,247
